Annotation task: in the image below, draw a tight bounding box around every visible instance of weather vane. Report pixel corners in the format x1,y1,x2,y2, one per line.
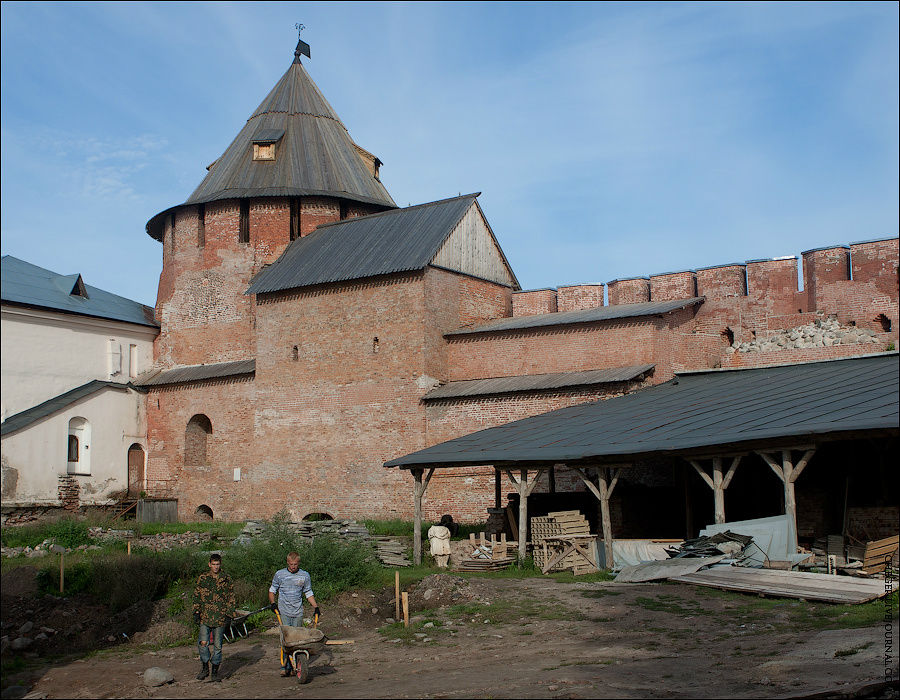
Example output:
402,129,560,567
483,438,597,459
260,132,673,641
294,23,311,61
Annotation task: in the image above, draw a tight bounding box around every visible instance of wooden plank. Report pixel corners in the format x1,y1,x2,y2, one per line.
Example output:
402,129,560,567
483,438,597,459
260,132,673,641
506,506,519,542
669,568,895,604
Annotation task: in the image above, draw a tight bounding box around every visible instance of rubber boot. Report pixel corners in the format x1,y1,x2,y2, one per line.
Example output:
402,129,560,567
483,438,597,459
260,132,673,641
196,661,209,680
210,664,220,682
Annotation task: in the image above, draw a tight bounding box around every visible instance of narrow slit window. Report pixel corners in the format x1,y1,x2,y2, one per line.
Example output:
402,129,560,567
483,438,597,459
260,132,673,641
67,435,79,462
239,201,250,243
198,204,205,247
290,198,301,240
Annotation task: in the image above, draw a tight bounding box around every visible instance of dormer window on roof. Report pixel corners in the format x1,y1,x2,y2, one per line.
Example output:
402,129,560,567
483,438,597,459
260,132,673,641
252,128,285,161
70,274,88,298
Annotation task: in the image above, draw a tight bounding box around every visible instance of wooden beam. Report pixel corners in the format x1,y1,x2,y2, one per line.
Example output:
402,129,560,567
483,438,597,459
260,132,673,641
689,459,715,490
413,469,424,565
524,468,545,498
721,455,742,490
608,468,620,499
790,448,816,483
422,467,435,492
494,468,501,509
570,466,602,503
598,467,615,569
757,451,786,482
518,468,529,560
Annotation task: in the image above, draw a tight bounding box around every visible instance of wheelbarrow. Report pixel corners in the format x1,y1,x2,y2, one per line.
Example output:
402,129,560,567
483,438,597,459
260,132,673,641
223,604,275,643
276,610,327,684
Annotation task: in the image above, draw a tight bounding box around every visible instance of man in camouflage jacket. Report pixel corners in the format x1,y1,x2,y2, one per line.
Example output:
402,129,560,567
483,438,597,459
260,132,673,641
192,553,235,682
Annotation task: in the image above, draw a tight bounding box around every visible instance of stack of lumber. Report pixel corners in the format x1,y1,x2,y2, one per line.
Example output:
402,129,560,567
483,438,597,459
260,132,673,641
455,532,515,572
862,535,899,574
531,511,597,574
531,511,591,541
373,537,411,567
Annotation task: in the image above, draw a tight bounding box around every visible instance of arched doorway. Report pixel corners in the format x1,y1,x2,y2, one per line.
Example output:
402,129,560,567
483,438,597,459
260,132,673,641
127,443,145,496
185,414,212,466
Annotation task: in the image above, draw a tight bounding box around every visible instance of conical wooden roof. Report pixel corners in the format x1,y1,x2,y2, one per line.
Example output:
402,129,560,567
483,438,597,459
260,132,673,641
147,58,395,240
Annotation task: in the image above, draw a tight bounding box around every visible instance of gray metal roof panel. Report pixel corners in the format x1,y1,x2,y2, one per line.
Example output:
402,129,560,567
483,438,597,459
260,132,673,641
146,60,395,240
1,257,158,329
385,353,899,467
1,381,132,436
423,365,655,401
137,359,255,387
445,298,704,337
246,195,479,295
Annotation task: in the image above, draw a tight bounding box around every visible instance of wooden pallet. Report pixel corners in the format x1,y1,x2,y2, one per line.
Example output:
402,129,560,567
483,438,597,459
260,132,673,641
670,567,897,604
863,535,899,573
455,557,515,572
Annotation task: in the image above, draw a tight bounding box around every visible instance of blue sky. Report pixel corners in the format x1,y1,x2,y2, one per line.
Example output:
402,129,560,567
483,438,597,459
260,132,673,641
2,2,897,305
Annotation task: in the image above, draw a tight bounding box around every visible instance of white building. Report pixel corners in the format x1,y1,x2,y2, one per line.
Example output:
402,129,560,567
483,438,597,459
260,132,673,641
1,257,159,507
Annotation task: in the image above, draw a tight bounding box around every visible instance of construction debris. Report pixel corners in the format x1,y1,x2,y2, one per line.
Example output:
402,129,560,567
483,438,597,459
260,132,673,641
454,532,515,572
615,555,727,583
531,511,599,575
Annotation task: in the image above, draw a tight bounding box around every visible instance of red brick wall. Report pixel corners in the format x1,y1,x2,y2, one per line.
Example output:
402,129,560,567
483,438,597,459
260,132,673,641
607,278,649,305
802,246,850,312
650,271,696,301
513,289,558,316
557,285,604,312
720,341,893,369
696,265,746,300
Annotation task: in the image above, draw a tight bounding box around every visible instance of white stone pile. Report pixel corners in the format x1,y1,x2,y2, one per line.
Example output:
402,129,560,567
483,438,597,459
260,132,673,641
728,317,882,354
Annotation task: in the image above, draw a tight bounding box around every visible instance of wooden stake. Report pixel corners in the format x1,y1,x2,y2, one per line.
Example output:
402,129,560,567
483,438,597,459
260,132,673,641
127,540,132,556
59,552,64,593
401,592,409,628
394,571,400,620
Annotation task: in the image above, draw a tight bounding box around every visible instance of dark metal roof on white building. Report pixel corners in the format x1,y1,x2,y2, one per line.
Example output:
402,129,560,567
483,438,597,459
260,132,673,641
1,256,158,329
1,381,134,436
386,353,899,468
423,365,655,401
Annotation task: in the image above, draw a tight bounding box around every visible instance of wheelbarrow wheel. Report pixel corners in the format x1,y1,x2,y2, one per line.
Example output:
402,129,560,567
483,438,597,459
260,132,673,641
295,654,309,685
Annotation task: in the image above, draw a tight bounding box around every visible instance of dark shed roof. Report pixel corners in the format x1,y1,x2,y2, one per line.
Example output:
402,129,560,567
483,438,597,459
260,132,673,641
385,353,899,468
146,58,395,240
246,194,479,295
136,359,255,387
446,298,704,337
423,365,655,401
1,256,158,329
1,381,133,436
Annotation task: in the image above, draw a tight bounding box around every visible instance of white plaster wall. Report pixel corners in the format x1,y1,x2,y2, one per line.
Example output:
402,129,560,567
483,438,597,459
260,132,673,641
1,387,148,504
0,306,157,420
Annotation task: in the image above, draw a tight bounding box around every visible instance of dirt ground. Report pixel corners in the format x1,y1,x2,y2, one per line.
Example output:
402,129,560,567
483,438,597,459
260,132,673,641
2,570,897,699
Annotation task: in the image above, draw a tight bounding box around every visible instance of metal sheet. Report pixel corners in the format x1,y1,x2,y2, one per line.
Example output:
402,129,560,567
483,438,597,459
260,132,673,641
1,380,131,436
137,359,255,387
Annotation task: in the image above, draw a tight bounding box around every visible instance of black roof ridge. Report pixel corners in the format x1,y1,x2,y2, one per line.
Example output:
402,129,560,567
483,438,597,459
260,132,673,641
314,193,481,230
1,380,132,436
436,364,656,384
676,350,899,377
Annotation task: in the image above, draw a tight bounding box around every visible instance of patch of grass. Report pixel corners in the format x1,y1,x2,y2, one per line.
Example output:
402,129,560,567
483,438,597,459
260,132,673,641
786,591,899,631
1,517,93,548
630,594,709,616
580,589,623,598
834,641,873,658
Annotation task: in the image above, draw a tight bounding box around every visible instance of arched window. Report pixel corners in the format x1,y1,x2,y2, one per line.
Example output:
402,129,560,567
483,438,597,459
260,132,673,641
67,417,91,475
195,504,214,521
185,414,212,466
68,435,80,462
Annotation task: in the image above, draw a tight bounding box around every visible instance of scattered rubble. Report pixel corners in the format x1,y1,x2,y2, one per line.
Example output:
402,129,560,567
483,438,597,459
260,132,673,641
728,317,882,354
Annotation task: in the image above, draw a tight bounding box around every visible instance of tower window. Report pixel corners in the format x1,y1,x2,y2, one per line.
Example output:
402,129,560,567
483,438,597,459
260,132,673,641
239,201,250,244
253,143,276,160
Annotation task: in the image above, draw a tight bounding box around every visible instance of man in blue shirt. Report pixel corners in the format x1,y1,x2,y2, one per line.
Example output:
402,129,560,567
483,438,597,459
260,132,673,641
269,551,320,676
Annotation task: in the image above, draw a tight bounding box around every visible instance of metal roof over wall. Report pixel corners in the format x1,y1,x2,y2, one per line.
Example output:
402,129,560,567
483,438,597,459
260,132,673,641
423,365,655,401
1,256,158,329
136,360,255,387
146,58,395,240
385,353,899,468
246,195,480,295
445,298,704,337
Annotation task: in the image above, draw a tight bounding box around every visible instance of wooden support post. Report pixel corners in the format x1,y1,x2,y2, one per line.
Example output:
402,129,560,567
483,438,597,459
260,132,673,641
689,456,741,525
756,448,815,553
412,467,435,565
494,468,501,509
394,571,400,620
401,592,409,628
413,469,423,566
548,464,556,494
518,468,528,561
683,464,693,539
127,539,132,556
597,468,615,569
